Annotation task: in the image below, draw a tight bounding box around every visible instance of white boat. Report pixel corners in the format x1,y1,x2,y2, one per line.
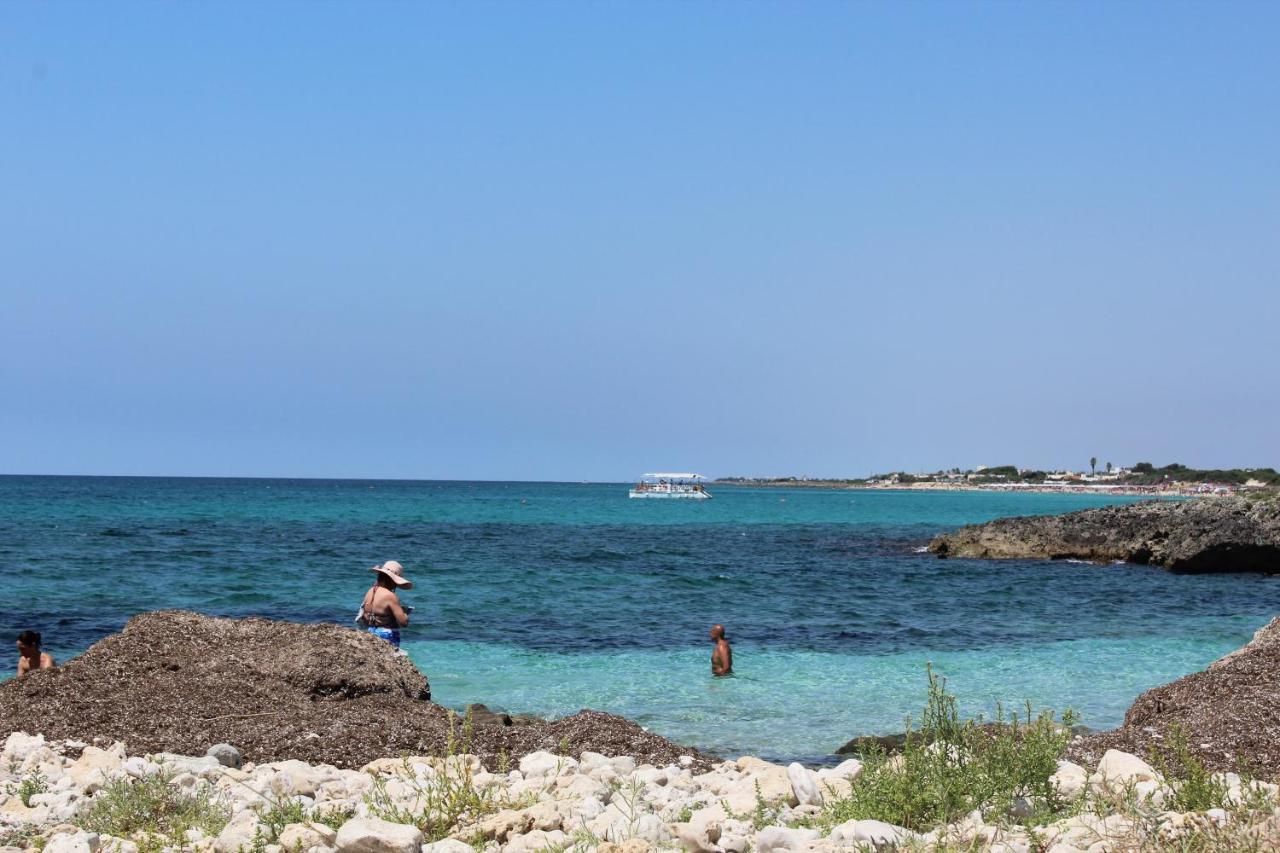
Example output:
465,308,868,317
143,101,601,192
629,473,712,500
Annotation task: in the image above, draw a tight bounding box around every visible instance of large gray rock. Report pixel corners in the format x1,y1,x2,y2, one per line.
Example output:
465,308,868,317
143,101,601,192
277,821,338,850
214,809,264,853
786,762,822,807
755,826,818,851
1049,760,1087,798
422,841,475,853
928,497,1280,572
207,743,243,769
519,750,575,779
827,819,916,847
334,817,424,853
42,831,99,853
1089,749,1159,791
1,732,45,762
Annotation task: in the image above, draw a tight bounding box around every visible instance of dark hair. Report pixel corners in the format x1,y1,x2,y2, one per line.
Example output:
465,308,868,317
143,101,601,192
17,631,41,647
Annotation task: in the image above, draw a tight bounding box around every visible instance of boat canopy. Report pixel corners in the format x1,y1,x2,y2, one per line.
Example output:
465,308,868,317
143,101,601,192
642,473,705,480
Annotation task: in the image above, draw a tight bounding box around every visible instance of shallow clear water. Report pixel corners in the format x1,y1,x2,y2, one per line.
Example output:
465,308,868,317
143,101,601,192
2,476,1276,761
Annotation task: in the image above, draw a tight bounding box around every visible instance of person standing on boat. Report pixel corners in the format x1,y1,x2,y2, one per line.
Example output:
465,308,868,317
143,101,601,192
710,623,733,676
357,560,412,647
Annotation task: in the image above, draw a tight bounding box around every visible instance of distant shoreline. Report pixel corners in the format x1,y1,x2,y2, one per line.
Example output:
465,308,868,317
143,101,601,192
713,480,1208,498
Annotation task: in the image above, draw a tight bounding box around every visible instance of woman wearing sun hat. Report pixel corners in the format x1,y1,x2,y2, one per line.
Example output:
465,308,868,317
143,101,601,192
357,560,413,647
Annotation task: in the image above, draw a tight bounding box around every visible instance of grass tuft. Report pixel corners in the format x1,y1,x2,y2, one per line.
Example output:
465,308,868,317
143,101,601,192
4,767,48,807
82,771,229,853
363,708,527,842
1149,727,1230,813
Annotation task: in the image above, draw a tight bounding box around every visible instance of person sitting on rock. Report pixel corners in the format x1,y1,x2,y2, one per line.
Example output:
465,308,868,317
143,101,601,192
710,623,733,677
16,630,55,677
357,561,413,648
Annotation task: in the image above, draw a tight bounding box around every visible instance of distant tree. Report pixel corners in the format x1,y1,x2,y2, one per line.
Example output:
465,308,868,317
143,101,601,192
1090,457,1097,475
1134,462,1155,473
1105,461,1113,473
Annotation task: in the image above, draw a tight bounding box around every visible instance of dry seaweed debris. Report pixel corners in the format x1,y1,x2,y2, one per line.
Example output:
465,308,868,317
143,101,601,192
1070,616,1280,780
0,610,708,771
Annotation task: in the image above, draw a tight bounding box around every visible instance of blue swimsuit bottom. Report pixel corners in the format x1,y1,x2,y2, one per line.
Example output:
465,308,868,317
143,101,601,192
367,626,401,647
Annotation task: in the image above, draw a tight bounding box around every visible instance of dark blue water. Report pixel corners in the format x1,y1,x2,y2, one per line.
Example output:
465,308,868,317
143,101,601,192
3,475,1276,760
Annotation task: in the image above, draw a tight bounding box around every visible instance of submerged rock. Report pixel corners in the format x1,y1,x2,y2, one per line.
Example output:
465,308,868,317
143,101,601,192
928,496,1280,572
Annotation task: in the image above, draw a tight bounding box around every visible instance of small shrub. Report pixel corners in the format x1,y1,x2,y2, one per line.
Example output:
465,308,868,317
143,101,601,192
0,825,43,849
82,772,230,851
1149,727,1230,813
312,802,355,831
258,796,308,843
812,666,1078,832
674,800,706,823
724,781,788,831
4,768,48,807
363,709,521,842
599,778,653,841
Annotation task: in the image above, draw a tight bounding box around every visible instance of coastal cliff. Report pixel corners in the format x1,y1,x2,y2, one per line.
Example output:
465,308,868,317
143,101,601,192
928,496,1280,572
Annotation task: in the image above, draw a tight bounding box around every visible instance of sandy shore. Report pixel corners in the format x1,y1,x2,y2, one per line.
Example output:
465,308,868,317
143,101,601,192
716,480,1213,498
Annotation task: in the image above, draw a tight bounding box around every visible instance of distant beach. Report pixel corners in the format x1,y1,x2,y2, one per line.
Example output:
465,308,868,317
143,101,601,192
715,479,1203,498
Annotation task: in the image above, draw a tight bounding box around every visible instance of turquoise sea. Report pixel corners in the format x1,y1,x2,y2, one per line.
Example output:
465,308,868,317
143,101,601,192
2,476,1277,762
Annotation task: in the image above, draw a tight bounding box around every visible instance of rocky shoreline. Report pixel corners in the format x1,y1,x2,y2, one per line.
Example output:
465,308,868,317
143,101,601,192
928,496,1280,573
0,612,706,772
4,611,1280,850
3,728,1278,852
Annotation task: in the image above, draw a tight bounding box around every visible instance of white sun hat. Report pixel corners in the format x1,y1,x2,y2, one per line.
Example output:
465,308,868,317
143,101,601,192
368,560,413,588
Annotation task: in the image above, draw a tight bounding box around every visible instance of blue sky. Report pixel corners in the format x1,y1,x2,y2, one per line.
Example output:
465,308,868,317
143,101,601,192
3,3,1277,480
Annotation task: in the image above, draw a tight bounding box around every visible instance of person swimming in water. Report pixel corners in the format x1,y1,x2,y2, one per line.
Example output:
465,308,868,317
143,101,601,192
16,630,55,677
357,560,412,647
710,623,732,676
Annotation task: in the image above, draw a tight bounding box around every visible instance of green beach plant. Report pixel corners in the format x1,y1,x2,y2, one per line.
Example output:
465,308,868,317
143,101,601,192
808,667,1078,833
1149,727,1230,813
362,709,526,842
81,770,230,853
311,802,356,831
257,796,306,843
724,780,789,831
3,767,48,807
0,825,43,850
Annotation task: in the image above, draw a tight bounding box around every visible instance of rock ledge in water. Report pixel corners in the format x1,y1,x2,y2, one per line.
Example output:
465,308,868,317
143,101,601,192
928,497,1280,573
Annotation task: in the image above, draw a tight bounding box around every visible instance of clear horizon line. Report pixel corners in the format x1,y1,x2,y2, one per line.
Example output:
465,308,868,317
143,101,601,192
0,471,645,484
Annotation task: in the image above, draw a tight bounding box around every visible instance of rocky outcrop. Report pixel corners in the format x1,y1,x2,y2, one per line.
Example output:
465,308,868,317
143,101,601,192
0,611,704,770
928,497,1280,572
1071,616,1280,777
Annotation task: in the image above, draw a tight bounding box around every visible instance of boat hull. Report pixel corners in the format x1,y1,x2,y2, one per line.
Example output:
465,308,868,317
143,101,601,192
628,490,712,499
